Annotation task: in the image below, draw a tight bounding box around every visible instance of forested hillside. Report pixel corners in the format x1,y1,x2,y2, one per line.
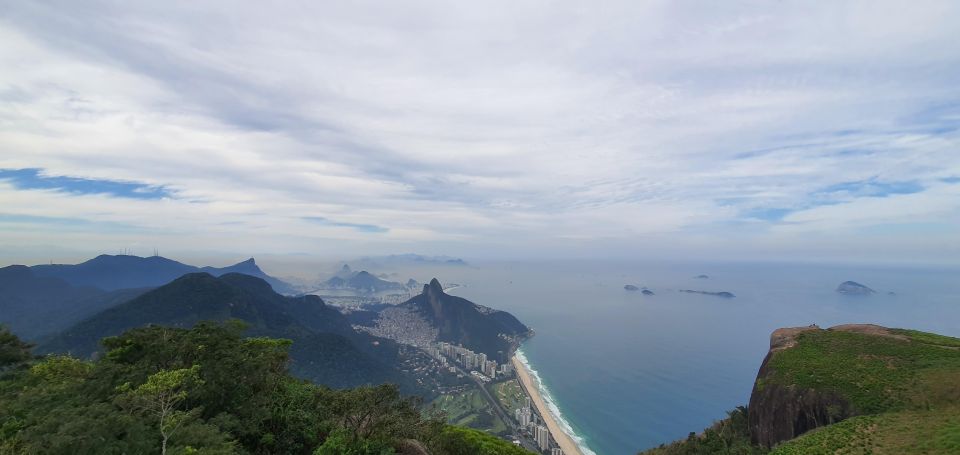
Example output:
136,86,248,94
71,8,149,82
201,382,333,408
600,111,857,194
0,323,532,455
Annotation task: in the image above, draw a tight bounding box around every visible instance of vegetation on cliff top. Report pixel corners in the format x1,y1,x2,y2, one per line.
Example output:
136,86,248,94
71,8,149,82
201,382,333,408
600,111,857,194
639,326,960,455
764,328,960,414
770,409,960,454
0,321,532,455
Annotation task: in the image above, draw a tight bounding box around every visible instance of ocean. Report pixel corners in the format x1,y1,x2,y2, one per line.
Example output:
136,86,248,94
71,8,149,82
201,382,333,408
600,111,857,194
423,260,960,455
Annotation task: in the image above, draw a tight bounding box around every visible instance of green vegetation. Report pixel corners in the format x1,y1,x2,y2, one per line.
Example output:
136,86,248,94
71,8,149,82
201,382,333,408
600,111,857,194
641,327,960,455
0,321,532,454
0,326,33,367
430,387,508,434
435,426,530,455
772,409,960,454
890,329,960,349
767,329,960,414
638,407,768,455
491,380,526,415
38,273,411,390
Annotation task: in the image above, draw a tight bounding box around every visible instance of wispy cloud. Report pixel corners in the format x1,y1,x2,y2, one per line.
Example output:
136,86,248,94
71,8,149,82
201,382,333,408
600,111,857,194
0,1,959,263
302,216,388,234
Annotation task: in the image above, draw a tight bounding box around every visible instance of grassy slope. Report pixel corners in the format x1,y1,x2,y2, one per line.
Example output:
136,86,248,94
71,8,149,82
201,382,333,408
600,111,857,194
430,387,508,434
764,329,960,415
491,379,526,415
640,327,960,455
767,328,960,454
771,409,960,454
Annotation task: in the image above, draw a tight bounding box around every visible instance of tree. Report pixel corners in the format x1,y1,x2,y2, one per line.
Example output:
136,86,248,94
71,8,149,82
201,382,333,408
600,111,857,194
0,326,33,368
330,383,431,444
118,364,203,455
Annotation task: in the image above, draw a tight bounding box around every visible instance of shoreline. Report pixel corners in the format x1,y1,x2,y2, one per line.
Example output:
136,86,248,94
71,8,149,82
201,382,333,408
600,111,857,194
512,352,589,455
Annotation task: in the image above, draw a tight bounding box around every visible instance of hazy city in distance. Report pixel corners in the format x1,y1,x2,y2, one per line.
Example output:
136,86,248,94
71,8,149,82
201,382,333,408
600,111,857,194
1,2,959,455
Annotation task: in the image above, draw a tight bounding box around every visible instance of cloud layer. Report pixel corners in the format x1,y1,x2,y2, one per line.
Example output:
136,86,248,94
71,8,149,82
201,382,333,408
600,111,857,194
1,1,959,264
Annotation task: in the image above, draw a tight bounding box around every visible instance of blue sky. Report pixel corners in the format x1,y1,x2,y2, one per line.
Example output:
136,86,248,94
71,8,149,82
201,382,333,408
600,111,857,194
0,168,171,199
0,1,959,265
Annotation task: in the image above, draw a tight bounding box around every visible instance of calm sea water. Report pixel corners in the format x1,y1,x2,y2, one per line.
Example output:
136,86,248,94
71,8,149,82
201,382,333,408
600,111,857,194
426,260,960,455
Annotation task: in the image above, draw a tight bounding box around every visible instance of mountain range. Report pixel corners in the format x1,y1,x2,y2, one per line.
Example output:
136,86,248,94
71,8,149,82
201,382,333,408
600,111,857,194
0,265,151,340
1,254,295,341
31,254,295,294
2,253,530,394
322,269,408,293
38,272,410,389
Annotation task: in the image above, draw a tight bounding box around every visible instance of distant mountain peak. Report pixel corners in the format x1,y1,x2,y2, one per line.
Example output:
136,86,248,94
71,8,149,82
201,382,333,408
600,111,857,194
401,277,529,360
30,253,294,294
422,278,444,297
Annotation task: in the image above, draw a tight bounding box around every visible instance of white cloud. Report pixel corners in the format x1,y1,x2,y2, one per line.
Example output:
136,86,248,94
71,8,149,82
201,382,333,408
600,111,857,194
1,0,959,264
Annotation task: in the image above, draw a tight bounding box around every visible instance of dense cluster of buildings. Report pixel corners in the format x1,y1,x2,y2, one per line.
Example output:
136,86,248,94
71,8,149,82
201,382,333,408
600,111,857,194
431,341,512,380
513,397,564,454
357,306,439,347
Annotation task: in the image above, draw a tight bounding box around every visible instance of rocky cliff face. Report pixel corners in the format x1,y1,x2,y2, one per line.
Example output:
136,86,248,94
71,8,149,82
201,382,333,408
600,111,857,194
747,324,910,447
748,325,850,447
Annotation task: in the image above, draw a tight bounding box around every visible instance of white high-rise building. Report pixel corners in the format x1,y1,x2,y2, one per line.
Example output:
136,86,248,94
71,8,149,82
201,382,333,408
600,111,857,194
485,360,498,378
514,407,532,427
535,425,550,451
551,448,564,455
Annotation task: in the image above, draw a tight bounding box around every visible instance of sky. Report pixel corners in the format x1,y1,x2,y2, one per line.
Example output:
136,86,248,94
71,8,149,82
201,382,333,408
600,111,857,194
1,1,959,266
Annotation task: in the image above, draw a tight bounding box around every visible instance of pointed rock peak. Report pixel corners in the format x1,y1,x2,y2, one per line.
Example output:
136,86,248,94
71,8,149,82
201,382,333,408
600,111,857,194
341,264,352,271
425,278,444,295
229,257,261,271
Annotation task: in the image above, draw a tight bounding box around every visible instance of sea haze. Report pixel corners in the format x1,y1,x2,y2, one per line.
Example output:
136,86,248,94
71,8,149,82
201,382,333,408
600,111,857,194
432,260,960,455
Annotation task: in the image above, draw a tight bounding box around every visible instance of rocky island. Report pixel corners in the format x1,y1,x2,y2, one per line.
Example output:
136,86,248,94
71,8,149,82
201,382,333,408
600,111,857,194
679,289,735,298
642,289,655,296
625,284,640,291
835,280,875,295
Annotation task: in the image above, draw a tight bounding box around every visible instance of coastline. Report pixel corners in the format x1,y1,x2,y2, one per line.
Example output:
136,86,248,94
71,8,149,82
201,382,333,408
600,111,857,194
512,352,591,455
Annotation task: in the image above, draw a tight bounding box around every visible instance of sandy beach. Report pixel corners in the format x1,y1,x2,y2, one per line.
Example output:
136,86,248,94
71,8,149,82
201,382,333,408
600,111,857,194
512,355,585,455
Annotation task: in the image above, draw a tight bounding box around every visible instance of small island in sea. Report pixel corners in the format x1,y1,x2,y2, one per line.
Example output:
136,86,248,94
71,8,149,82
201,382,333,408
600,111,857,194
679,289,735,298
836,280,875,295
642,289,655,296
624,284,640,291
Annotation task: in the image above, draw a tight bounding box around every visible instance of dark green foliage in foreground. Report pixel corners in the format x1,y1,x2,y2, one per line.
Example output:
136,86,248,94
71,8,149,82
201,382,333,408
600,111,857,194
0,322,532,455
435,426,532,455
0,326,33,367
638,407,768,455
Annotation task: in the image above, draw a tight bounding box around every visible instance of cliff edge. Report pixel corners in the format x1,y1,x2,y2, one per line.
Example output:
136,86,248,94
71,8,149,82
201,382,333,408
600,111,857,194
748,324,960,450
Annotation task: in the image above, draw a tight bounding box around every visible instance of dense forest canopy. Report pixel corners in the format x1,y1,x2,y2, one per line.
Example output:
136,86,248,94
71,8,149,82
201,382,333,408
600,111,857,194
0,322,531,455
